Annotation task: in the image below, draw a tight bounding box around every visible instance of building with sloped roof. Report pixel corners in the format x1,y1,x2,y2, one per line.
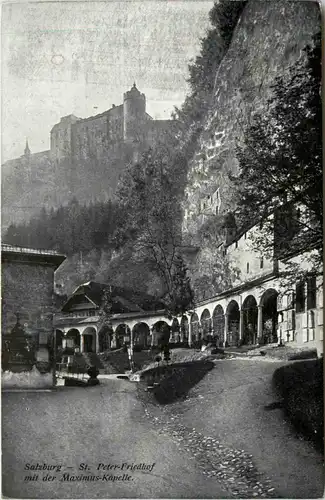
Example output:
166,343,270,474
54,281,177,353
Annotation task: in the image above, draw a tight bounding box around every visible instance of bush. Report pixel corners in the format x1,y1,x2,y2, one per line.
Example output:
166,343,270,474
133,345,143,352
87,366,99,378
35,361,51,374
273,358,323,452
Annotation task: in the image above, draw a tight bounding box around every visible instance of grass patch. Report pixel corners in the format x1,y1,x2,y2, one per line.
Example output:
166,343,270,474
273,358,324,452
100,348,157,373
138,360,215,404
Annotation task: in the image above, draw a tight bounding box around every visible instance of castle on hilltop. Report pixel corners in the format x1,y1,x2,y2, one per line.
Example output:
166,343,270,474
2,84,177,227
5,83,175,168
50,83,175,164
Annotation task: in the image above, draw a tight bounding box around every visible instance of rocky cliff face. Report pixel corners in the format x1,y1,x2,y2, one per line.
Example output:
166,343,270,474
181,0,320,299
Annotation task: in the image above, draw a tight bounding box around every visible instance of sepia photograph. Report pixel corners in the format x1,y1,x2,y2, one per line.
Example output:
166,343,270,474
1,0,324,498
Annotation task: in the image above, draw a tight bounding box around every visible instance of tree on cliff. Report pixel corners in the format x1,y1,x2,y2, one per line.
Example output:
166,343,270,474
174,0,247,154
233,32,322,285
115,144,194,317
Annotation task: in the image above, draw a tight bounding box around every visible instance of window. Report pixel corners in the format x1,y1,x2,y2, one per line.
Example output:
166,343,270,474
216,206,219,215
235,241,238,249
247,262,250,273
244,232,247,239
295,282,306,313
287,291,295,309
260,257,264,269
307,276,317,310
308,310,315,329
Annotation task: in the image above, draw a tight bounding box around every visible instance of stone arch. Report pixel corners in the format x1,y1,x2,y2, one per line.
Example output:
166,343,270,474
132,322,150,348
200,309,212,340
66,328,81,348
115,324,131,349
152,321,170,347
260,288,278,344
226,300,240,347
170,318,180,343
180,316,189,343
242,295,258,345
98,325,113,352
82,326,97,353
190,312,200,343
212,305,225,347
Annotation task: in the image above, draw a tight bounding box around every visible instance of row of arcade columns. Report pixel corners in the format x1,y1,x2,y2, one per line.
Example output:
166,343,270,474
188,304,264,346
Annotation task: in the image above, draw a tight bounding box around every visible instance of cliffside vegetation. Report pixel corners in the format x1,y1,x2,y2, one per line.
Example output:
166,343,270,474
4,0,246,305
115,143,194,316
4,1,321,307
232,31,322,287
174,0,247,156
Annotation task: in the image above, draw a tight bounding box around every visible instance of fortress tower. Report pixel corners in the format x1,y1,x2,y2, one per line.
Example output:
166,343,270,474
2,83,175,229
123,83,147,143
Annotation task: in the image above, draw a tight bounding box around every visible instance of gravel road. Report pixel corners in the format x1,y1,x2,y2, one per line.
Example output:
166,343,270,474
137,358,324,499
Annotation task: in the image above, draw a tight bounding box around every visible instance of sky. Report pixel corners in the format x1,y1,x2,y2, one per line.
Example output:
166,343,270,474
2,1,213,161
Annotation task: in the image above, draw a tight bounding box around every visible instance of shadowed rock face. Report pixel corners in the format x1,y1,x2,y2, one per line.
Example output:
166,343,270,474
182,1,320,292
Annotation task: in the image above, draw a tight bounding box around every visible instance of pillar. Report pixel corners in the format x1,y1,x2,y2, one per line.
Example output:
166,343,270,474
150,326,155,347
111,329,117,349
62,332,67,352
239,309,244,342
180,322,184,343
257,305,263,342
95,331,99,353
130,325,134,350
188,319,192,347
80,334,84,353
224,313,229,347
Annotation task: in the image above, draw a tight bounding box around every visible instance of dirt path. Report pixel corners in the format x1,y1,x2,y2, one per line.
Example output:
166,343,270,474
138,358,324,498
2,378,227,499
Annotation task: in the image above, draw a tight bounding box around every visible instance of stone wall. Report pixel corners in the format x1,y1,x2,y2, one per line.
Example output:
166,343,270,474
1,247,65,387
51,115,81,162
71,105,124,162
